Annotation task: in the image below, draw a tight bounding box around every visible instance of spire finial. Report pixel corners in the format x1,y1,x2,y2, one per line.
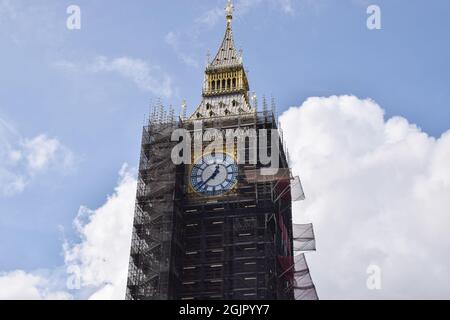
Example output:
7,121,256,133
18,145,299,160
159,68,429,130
226,0,234,23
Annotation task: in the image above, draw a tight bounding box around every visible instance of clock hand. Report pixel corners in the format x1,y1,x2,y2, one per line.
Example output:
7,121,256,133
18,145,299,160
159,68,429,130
210,165,220,179
198,179,210,190
198,165,220,190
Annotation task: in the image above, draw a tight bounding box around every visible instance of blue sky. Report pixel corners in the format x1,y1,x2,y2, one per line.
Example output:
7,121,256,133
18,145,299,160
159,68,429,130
1,0,450,298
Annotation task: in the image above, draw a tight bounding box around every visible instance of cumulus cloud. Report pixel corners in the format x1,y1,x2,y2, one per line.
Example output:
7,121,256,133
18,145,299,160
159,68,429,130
54,56,174,98
0,165,136,300
0,117,74,196
0,270,71,300
63,164,136,300
280,95,450,299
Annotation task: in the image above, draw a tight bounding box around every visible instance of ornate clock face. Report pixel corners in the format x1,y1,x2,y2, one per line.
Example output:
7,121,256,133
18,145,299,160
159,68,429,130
190,153,238,196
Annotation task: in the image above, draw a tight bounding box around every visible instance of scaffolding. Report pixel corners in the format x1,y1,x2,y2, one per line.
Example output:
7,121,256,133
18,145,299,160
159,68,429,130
126,108,185,300
126,108,318,300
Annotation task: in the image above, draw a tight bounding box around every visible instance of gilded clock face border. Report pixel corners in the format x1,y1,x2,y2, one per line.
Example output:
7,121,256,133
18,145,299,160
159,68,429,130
188,151,238,197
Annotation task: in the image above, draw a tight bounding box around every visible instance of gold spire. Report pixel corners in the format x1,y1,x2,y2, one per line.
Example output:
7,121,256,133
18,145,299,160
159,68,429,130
189,0,253,120
226,0,234,23
207,0,240,71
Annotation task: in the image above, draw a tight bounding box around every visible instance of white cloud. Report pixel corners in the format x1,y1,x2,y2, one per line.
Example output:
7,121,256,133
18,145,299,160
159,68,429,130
0,270,71,300
165,32,200,68
0,117,74,196
54,56,174,98
0,165,136,300
22,134,74,174
90,57,174,98
280,95,450,299
63,164,136,300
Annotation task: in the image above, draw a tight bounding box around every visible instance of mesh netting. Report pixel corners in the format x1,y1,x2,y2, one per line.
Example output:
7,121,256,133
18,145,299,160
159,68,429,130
293,254,318,300
293,223,316,252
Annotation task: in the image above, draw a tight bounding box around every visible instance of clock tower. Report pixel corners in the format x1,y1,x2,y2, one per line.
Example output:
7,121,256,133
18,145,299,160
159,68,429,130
126,0,317,300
